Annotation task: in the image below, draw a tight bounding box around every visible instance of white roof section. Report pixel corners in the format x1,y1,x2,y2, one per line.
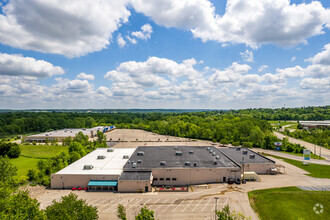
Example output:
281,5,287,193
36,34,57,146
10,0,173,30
56,148,135,175
27,126,105,138
300,121,330,127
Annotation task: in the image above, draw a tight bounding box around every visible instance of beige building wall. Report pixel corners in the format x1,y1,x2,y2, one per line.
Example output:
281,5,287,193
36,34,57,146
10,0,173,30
51,174,119,189
118,180,152,192
151,167,241,186
242,163,275,174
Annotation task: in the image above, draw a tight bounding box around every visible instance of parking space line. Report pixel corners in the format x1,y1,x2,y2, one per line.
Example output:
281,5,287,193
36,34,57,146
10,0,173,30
181,199,194,213
222,197,229,208
201,198,212,212
161,201,174,213
171,200,184,213
154,198,169,212
191,199,203,212
143,198,152,206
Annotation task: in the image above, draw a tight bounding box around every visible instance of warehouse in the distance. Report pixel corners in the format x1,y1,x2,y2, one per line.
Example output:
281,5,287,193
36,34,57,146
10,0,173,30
51,146,276,192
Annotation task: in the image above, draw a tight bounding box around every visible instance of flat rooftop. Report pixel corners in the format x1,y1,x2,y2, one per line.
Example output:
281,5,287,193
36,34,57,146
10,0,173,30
123,146,240,170
55,148,135,175
300,121,330,126
219,147,275,164
27,126,105,138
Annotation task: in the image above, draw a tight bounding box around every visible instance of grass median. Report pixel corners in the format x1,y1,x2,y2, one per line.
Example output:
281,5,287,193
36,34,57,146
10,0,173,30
248,187,329,220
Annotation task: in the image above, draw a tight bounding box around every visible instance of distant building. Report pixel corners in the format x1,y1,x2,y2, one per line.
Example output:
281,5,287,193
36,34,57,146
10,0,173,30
25,125,116,143
299,121,330,129
51,146,276,193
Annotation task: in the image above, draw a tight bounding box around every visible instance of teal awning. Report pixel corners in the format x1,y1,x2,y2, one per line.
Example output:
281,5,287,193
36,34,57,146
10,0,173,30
88,180,118,187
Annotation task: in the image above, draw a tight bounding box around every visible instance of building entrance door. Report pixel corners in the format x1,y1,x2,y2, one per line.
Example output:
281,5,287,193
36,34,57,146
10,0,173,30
145,186,148,192
223,177,226,182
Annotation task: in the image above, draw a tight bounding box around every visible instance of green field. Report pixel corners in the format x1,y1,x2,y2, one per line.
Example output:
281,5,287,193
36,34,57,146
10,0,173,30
270,155,330,178
249,187,330,220
263,150,325,160
11,156,43,179
20,144,68,159
268,120,297,128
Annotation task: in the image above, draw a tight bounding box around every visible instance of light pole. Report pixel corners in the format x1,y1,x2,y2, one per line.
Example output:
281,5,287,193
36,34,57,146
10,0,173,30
214,197,219,220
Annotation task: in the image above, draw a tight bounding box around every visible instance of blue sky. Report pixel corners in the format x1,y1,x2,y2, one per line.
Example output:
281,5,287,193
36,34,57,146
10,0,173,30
0,0,329,109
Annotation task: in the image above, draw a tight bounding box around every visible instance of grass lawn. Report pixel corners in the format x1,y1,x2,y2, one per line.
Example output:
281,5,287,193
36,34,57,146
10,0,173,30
20,144,68,159
268,120,297,128
249,187,330,220
10,156,43,179
269,155,330,178
265,150,325,160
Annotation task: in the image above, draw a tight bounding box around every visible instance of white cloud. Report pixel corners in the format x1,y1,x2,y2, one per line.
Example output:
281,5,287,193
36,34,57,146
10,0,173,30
131,23,153,40
117,34,126,48
132,0,330,47
126,36,137,44
240,50,253,62
209,62,251,84
291,56,296,62
306,43,330,65
258,65,268,72
77,72,95,81
0,52,64,77
300,77,330,90
0,0,131,57
276,66,305,78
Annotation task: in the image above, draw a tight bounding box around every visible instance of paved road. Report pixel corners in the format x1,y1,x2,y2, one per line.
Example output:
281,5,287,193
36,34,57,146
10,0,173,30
253,148,330,165
274,131,330,160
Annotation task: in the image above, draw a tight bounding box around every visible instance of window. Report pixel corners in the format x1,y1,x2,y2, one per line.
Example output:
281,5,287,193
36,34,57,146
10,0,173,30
153,178,158,181
172,178,176,181
166,178,170,181
160,178,164,181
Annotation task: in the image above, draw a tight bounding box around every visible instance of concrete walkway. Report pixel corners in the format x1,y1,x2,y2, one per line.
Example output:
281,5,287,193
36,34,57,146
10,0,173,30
253,148,330,165
274,131,330,160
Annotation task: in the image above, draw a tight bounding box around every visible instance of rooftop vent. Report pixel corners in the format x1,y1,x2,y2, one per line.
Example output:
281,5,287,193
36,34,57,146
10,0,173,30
97,155,106,160
175,151,183,156
193,162,198,167
137,151,144,156
236,148,241,151
215,155,220,159
107,148,114,152
250,154,255,159
175,146,178,150
83,165,93,170
207,147,210,151
137,160,142,163
184,161,191,166
210,150,213,153
213,160,218,165
132,163,137,168
212,152,216,156
189,150,194,154
243,150,248,155
160,161,166,166
122,155,129,159
175,162,179,166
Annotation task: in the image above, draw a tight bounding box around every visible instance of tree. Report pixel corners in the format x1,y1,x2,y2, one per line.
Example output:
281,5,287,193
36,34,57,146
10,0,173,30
45,193,98,220
27,169,37,182
135,206,154,220
1,190,45,220
215,204,250,220
97,131,107,144
249,126,264,147
0,156,17,185
117,204,127,220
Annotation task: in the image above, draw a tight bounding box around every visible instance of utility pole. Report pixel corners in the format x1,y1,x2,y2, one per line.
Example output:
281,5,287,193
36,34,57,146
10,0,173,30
214,197,219,220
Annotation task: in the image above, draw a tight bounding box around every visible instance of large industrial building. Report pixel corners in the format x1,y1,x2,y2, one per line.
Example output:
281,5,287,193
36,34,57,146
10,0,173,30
51,146,276,192
25,126,116,143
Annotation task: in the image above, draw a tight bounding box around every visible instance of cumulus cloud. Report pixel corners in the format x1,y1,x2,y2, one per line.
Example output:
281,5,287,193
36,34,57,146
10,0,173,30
131,23,153,40
77,72,95,81
300,77,330,90
209,62,251,84
306,43,330,65
0,0,131,57
240,50,253,62
258,65,268,72
117,34,126,48
291,56,296,62
0,52,64,77
132,0,330,47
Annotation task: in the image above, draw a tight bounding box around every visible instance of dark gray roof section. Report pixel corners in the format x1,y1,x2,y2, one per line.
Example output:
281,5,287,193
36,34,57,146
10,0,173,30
218,147,275,164
123,146,240,170
119,171,152,181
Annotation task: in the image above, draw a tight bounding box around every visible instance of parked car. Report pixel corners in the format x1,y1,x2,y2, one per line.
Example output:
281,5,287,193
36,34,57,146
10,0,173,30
235,178,241,184
227,178,235,184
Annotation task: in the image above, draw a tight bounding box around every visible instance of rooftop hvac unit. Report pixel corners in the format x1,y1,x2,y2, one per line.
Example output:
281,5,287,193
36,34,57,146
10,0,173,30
213,160,218,165
132,163,137,168
175,162,179,166
207,147,210,151
83,165,93,170
137,160,142,163
184,161,191,166
250,154,255,159
243,150,248,155
137,151,144,156
212,152,216,156
215,155,220,159
175,146,178,150
123,155,129,159
97,155,106,159
189,150,194,154
160,161,166,166
210,150,213,153
107,148,114,152
175,151,183,156
236,148,241,151
193,162,198,167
